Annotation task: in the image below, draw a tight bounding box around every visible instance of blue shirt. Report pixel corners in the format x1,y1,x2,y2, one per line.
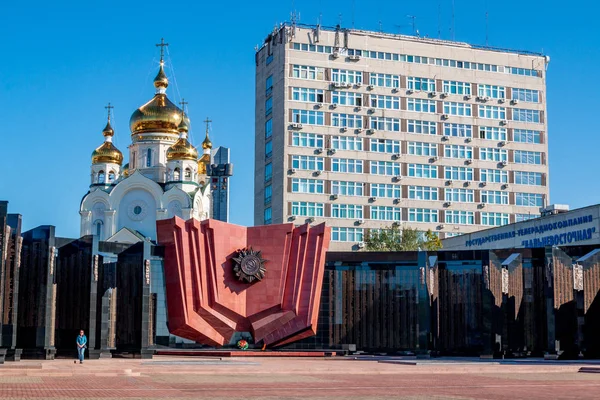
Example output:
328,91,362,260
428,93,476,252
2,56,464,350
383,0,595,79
76,335,87,347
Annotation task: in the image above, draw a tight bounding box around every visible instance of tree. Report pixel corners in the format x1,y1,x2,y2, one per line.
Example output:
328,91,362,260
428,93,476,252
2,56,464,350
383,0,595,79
364,225,443,251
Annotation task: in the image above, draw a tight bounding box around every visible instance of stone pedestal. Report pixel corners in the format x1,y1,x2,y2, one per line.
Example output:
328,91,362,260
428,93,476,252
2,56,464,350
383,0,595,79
44,347,56,360
87,349,102,360
0,348,7,364
99,350,114,358
140,348,154,359
5,348,22,361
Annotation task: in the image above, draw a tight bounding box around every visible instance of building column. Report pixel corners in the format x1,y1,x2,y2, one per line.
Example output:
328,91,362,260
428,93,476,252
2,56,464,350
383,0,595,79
80,211,92,237
87,251,101,359
43,246,57,360
104,210,117,239
140,239,155,359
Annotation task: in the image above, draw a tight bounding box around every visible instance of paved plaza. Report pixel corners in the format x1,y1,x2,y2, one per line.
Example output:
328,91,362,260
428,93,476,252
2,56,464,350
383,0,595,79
1,356,600,399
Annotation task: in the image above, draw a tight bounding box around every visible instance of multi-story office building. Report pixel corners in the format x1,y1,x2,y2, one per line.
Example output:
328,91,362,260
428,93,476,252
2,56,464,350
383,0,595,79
255,23,550,251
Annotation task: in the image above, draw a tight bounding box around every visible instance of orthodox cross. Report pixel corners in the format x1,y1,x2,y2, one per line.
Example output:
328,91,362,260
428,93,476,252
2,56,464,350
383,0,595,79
105,102,114,121
156,38,169,63
203,117,212,134
179,98,188,114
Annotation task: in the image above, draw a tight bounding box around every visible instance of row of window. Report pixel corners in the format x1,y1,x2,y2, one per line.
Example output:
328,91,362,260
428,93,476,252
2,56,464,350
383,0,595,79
290,178,543,198
290,44,542,77
292,201,536,224
290,105,542,123
290,179,542,204
290,72,541,104
328,213,539,242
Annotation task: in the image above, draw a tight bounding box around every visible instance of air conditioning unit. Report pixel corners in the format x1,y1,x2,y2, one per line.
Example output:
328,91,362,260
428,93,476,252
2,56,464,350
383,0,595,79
368,108,376,114
464,181,471,187
502,183,510,189
441,92,449,98
315,103,323,109
331,103,338,109
355,81,362,87
328,148,337,154
511,99,519,105
307,217,315,223
348,55,361,61
464,94,472,100
479,203,486,208
500,120,508,125
500,160,507,167
444,202,452,207
430,156,438,162
391,87,399,93
357,241,365,249
331,194,339,200
442,114,450,120
369,196,377,202
288,168,297,174
332,51,340,58
367,84,374,90
289,215,297,221
355,106,362,111
356,219,364,225
465,137,472,143
429,91,438,97
314,148,323,154
355,128,363,133
392,221,400,227
498,98,506,103
314,170,322,176
480,181,487,187
499,141,506,146
484,96,491,102
392,153,401,160
341,126,348,132
446,180,453,185
441,135,450,141
290,123,303,129
393,198,401,204
366,129,376,134
407,89,414,94
465,159,473,165
438,224,445,230
392,175,402,182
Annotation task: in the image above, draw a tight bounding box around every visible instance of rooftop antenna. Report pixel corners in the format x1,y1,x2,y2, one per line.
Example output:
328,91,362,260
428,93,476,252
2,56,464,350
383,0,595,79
485,8,489,46
379,21,383,33
352,0,355,28
451,0,456,40
407,15,417,36
338,13,343,26
438,2,442,39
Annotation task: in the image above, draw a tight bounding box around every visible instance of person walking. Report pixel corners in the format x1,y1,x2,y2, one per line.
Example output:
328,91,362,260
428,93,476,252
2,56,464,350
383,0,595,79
76,330,87,364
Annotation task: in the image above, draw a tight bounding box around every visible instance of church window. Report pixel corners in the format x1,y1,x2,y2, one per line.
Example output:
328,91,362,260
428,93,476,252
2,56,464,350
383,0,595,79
185,168,192,180
133,206,142,215
174,167,181,181
95,220,103,238
146,149,152,167
131,152,136,168
98,171,105,184
108,171,115,183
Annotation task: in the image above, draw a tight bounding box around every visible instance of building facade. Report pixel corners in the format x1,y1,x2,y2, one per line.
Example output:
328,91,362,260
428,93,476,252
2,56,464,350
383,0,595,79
255,24,549,251
209,146,234,222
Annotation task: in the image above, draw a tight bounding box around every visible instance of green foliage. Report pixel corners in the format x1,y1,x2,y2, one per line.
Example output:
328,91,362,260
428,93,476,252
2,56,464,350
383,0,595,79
364,226,443,252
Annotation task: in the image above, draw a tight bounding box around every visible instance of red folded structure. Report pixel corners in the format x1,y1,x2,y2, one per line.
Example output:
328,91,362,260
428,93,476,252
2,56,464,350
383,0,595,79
156,218,331,347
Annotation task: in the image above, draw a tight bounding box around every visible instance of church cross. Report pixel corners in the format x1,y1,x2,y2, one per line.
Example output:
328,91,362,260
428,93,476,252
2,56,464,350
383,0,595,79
203,117,212,134
179,98,188,114
105,102,114,121
156,38,169,63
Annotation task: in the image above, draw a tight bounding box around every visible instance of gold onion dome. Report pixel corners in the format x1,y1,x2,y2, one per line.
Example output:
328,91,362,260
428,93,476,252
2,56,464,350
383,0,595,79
129,63,189,135
166,138,198,161
202,133,212,150
92,120,123,165
167,115,198,161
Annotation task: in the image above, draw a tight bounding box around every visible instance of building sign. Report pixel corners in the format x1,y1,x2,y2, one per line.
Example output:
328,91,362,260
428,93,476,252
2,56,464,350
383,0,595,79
442,207,600,251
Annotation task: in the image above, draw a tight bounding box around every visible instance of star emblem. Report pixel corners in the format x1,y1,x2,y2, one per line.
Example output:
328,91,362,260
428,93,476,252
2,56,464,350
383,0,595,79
232,247,267,283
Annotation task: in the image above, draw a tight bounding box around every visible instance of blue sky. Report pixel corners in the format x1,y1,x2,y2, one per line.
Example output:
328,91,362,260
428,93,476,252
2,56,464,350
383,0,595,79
0,1,594,237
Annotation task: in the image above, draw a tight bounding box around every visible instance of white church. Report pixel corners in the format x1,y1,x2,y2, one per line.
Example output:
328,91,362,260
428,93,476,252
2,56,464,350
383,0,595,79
79,48,213,242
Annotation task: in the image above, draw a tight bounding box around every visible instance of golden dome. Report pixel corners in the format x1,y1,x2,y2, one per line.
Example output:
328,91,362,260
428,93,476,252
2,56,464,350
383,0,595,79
167,138,198,161
102,120,114,137
122,163,130,177
129,94,188,135
202,134,212,149
92,142,123,165
154,62,169,89
129,62,189,136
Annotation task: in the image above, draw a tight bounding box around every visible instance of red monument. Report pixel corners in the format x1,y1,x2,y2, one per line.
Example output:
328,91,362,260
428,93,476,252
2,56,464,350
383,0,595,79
156,218,331,347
